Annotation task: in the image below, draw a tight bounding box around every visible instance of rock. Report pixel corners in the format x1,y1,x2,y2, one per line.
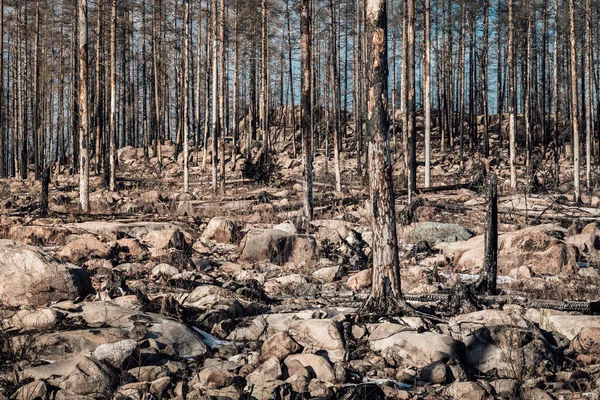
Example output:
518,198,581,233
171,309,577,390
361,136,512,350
288,319,345,362
529,311,600,340
409,222,474,246
566,233,600,255
21,355,115,396
490,379,520,397
65,301,207,358
239,229,317,265
180,285,236,310
150,377,171,397
12,381,47,400
260,332,302,362
523,388,554,400
312,266,343,283
451,309,528,333
444,381,487,400
569,327,600,363
8,308,57,331
244,379,292,400
247,357,283,383
93,339,138,368
438,227,578,275
369,324,459,368
346,269,372,291
196,368,234,389
462,326,554,379
0,240,94,307
116,238,149,260
264,274,308,295
284,354,335,382
201,217,239,244
307,379,332,398
227,316,267,341
420,361,450,384
58,234,111,263
151,263,179,277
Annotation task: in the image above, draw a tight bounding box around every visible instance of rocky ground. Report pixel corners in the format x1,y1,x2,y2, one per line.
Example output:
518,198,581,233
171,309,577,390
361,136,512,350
2,127,600,399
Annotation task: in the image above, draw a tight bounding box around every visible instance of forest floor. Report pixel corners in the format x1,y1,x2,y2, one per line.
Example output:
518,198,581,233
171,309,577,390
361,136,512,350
1,117,600,399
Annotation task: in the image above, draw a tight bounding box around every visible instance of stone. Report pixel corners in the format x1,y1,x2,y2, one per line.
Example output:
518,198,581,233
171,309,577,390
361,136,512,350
409,222,474,246
529,311,600,340
288,319,345,362
420,361,450,384
227,316,267,341
8,308,57,331
569,327,600,362
196,368,233,389
58,234,111,263
201,217,239,244
0,240,94,307
116,238,150,260
444,381,487,400
566,233,600,255
490,379,520,397
264,274,308,295
260,332,302,362
93,339,138,368
179,285,236,310
247,357,283,384
438,227,578,275
346,269,372,291
151,263,179,277
312,266,343,283
239,229,317,265
369,325,459,368
284,354,335,382
12,381,47,400
451,309,528,333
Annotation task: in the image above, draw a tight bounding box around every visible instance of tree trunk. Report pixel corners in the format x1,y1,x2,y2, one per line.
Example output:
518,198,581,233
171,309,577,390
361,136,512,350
109,0,117,191
569,0,580,202
407,0,417,200
79,0,90,212
508,0,517,189
424,0,431,188
211,0,219,193
364,0,402,314
586,0,593,190
183,0,190,193
301,0,314,220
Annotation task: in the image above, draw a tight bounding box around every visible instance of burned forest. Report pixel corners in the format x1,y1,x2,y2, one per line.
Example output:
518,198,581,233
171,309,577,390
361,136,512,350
1,0,600,398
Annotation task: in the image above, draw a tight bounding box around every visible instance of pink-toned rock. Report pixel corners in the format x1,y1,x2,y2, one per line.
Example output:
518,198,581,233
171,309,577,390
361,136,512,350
58,234,112,263
346,269,372,291
438,227,577,275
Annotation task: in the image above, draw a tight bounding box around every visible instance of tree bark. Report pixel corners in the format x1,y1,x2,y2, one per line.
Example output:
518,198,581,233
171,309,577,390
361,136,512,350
109,0,117,191
569,0,580,202
508,0,517,190
363,0,403,314
79,0,90,212
424,0,431,187
301,0,314,220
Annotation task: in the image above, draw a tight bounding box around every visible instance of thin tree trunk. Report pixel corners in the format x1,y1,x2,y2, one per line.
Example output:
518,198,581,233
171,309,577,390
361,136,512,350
586,0,593,190
211,0,219,192
79,0,90,212
569,0,580,202
424,0,431,187
183,1,190,193
363,0,402,314
109,0,117,191
553,0,560,184
301,0,313,220
508,0,517,189
407,0,417,200
482,0,490,157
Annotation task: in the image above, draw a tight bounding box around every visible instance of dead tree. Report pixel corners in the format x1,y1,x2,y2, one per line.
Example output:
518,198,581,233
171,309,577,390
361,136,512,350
362,0,403,314
301,0,314,220
474,173,498,295
109,0,117,191
78,0,90,212
569,0,580,202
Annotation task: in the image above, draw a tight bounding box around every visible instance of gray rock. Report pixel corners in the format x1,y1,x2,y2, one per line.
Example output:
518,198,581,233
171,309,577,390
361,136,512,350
410,222,474,246
94,339,138,368
0,240,94,307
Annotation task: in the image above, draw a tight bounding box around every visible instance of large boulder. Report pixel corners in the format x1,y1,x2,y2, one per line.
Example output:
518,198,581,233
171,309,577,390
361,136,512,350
58,234,112,263
526,309,600,340
438,227,578,275
283,354,335,382
239,229,317,265
201,217,239,244
0,240,94,307
369,323,460,368
409,222,474,246
288,319,345,362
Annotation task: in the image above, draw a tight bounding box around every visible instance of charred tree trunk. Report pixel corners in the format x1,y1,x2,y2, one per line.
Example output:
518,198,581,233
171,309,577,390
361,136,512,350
301,0,314,220
78,0,90,212
363,0,403,314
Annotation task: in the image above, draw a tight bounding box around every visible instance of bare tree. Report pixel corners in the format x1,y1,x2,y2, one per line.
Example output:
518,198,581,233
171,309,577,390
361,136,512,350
78,0,90,212
363,0,402,314
508,0,517,189
569,0,580,202
301,0,313,220
109,0,117,191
